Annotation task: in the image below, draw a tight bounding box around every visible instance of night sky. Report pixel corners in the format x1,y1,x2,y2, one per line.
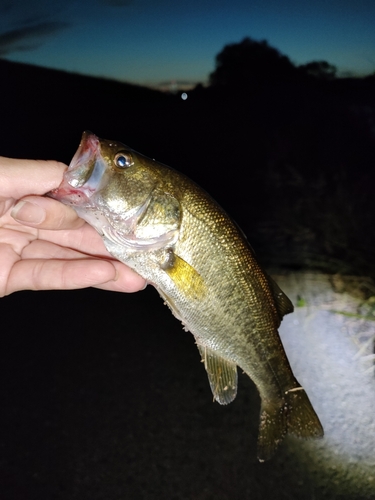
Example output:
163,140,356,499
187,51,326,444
0,0,375,85
1,0,375,86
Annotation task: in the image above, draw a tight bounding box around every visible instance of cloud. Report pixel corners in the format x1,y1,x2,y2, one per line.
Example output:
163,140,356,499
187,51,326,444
0,22,69,56
0,0,131,57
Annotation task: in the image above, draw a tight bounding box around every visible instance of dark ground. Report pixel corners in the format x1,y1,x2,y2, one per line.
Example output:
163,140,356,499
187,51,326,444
2,286,362,500
1,59,375,499
1,287,262,500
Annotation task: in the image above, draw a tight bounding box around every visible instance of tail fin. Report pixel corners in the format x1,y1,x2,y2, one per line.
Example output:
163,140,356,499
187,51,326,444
257,402,287,462
257,388,323,462
285,387,324,439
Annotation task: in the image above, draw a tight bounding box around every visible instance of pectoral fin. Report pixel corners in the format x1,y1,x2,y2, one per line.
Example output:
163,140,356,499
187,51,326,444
163,253,206,300
197,344,238,405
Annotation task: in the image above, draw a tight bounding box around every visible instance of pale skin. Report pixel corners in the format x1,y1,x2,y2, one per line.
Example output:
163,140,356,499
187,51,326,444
0,156,146,297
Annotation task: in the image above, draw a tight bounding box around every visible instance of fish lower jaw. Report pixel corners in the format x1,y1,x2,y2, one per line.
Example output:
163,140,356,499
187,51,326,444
49,186,93,206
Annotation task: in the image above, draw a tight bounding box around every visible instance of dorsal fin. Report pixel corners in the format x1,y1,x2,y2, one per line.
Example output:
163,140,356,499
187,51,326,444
232,218,293,322
196,344,238,405
265,274,294,323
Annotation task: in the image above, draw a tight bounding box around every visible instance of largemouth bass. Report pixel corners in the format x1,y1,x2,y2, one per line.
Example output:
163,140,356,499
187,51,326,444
49,131,323,460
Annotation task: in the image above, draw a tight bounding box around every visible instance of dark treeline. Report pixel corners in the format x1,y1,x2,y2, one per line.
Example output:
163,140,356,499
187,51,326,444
209,37,340,87
1,37,375,277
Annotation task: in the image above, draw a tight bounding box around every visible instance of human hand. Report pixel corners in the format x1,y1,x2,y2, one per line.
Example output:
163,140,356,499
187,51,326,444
0,156,146,297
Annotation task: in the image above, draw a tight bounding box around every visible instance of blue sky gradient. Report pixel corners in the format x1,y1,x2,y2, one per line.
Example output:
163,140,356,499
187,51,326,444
1,0,375,86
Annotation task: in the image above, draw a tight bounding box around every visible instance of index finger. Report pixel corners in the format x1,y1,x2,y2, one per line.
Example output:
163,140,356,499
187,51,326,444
0,157,67,198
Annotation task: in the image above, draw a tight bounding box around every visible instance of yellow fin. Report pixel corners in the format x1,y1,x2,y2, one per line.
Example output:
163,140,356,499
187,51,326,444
164,253,206,300
197,344,238,405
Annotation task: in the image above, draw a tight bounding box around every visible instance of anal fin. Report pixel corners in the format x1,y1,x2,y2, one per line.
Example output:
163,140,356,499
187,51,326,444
197,344,238,405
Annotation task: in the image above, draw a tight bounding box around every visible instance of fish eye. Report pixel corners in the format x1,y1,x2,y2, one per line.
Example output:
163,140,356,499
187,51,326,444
114,151,133,169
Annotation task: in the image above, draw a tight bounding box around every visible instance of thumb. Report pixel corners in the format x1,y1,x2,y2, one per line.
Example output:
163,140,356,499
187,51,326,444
11,196,85,230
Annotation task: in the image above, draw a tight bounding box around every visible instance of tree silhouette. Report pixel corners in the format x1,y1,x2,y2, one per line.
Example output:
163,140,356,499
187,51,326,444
209,37,296,88
298,61,337,80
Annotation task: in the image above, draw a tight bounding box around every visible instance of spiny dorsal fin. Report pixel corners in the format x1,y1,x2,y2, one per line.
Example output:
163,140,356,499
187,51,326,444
197,344,238,405
265,274,294,322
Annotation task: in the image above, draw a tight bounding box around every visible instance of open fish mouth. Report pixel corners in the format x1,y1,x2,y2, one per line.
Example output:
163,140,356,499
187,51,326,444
49,131,106,206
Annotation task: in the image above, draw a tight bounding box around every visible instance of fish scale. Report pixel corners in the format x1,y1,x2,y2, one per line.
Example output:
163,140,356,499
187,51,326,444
49,131,324,461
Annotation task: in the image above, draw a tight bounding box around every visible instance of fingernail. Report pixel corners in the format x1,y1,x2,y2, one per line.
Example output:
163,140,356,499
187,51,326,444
11,201,46,225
